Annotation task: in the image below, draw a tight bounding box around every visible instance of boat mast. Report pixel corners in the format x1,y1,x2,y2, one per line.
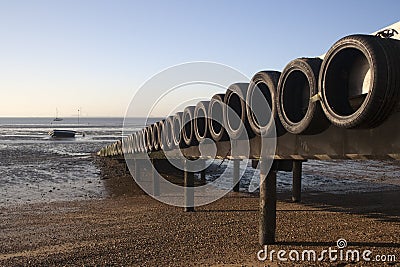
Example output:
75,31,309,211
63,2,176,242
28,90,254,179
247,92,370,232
53,108,63,121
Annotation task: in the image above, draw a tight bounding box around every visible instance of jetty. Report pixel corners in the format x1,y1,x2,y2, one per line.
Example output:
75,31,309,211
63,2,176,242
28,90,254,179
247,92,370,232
97,21,400,245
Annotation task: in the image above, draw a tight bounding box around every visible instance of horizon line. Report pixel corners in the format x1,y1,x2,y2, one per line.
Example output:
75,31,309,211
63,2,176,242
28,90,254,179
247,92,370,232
0,116,166,119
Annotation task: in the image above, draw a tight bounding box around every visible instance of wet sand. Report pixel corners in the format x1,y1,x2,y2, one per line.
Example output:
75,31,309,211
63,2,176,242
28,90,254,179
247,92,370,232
0,158,399,266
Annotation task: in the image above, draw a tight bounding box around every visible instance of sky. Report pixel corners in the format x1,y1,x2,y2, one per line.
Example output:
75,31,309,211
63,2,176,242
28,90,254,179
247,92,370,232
0,0,399,117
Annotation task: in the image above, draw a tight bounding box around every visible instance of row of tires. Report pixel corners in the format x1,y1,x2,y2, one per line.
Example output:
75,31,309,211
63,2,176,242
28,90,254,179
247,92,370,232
99,34,400,157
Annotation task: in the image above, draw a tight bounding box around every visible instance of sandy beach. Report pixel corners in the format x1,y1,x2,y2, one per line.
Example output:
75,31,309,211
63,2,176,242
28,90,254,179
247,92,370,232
1,2,400,266
0,157,399,266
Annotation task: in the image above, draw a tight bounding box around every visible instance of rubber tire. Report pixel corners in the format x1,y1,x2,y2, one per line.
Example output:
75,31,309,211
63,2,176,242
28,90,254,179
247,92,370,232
134,133,139,154
134,132,139,153
152,122,161,151
144,126,152,152
157,120,167,151
223,83,255,139
162,116,174,151
139,130,146,153
132,133,137,153
194,101,210,143
123,136,130,155
246,71,286,137
182,106,198,147
208,94,229,142
319,34,400,128
277,57,330,135
172,112,184,148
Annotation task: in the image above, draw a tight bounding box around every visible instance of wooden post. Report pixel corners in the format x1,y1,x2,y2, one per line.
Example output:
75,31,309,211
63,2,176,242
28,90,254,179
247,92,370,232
152,159,160,196
259,159,277,245
200,159,206,184
251,159,259,169
292,161,302,202
184,160,195,212
233,159,241,192
125,160,128,172
134,159,141,182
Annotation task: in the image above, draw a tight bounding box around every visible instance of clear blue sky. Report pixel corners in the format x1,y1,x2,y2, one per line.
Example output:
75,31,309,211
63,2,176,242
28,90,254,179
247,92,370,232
0,0,398,117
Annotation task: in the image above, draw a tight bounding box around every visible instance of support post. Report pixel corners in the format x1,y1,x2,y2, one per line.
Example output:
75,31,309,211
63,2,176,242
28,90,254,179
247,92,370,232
252,159,259,169
200,159,206,184
184,160,195,212
134,159,141,182
233,159,241,192
259,159,277,245
292,161,302,202
152,159,160,196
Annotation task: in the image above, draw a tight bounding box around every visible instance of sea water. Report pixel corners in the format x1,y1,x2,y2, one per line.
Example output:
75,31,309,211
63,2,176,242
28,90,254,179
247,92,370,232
0,117,148,206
